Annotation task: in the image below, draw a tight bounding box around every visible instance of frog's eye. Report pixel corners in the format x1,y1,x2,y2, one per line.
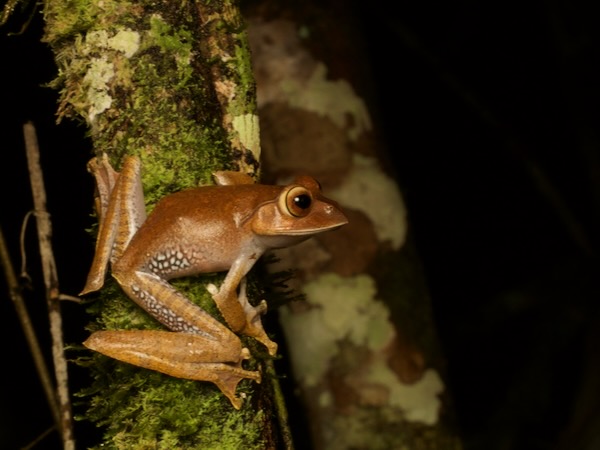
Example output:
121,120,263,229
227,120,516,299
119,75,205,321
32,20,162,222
283,186,312,217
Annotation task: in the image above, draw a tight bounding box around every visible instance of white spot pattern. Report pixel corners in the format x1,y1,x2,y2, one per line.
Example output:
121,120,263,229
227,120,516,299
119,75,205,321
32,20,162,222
147,247,192,277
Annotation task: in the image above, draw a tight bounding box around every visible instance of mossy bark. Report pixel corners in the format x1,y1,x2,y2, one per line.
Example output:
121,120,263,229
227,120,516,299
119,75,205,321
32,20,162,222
42,0,275,447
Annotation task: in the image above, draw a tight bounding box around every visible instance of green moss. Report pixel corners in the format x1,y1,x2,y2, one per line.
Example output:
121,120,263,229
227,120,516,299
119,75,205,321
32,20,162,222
231,41,257,113
147,14,194,87
46,2,233,187
83,280,155,332
81,366,265,449
43,0,96,41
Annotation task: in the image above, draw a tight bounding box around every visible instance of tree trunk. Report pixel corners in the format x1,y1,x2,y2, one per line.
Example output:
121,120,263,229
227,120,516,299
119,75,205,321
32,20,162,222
243,1,464,448
42,1,278,447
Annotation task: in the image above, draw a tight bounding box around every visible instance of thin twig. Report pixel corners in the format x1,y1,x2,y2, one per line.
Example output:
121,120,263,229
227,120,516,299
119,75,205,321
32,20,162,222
19,210,34,286
0,224,60,428
20,425,56,450
23,121,75,450
58,294,82,303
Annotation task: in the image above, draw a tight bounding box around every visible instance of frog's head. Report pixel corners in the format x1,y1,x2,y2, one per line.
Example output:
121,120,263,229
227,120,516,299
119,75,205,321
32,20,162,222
251,175,348,248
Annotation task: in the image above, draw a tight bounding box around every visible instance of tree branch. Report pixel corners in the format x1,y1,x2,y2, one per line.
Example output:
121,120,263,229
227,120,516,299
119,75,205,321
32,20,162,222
23,121,75,450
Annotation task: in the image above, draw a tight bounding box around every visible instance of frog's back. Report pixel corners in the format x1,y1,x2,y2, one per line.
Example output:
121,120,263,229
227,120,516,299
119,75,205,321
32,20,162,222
118,184,280,276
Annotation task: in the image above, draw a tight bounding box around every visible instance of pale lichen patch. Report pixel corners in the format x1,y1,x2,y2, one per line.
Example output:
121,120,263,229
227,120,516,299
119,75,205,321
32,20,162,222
279,301,338,387
281,275,381,375
280,273,443,425
329,154,408,250
83,56,114,122
365,363,444,425
84,28,140,58
84,29,110,50
248,19,371,142
285,63,372,141
79,28,140,123
280,273,390,387
232,113,261,161
108,29,140,58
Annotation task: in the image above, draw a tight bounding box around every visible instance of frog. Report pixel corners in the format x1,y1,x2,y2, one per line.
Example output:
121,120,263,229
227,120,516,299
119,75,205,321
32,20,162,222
80,154,348,408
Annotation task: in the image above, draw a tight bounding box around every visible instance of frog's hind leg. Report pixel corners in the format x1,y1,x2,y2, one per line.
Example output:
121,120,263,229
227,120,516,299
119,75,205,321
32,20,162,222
113,270,240,341
81,155,147,295
84,330,261,409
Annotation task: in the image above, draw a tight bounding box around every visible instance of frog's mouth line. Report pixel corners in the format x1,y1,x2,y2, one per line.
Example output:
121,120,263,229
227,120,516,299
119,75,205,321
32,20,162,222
266,221,348,236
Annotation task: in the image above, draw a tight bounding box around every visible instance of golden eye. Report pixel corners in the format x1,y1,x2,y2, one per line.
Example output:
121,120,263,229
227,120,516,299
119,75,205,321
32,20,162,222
285,186,312,217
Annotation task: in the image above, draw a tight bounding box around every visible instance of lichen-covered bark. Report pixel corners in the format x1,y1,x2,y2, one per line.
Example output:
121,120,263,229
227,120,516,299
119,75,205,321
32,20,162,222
244,2,463,449
42,0,274,447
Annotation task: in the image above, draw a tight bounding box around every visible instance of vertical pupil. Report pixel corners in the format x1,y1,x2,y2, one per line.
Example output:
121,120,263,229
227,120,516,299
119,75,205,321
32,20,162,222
294,194,311,209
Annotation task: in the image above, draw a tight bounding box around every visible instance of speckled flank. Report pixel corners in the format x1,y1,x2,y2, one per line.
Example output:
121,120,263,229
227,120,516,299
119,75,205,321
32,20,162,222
146,247,192,277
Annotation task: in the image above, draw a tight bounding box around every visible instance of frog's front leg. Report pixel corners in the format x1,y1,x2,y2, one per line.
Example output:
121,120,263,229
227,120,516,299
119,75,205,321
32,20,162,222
208,257,278,356
84,330,260,409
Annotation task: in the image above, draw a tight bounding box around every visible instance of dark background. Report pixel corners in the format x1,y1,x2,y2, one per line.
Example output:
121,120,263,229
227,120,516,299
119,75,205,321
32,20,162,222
1,4,95,449
2,1,600,449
